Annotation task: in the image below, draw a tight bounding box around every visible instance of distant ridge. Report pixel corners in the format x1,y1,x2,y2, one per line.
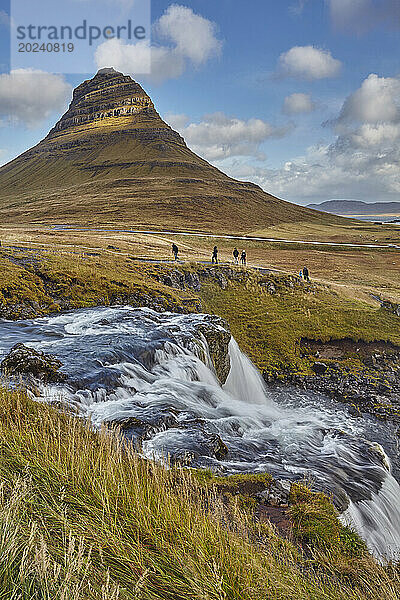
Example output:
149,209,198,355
307,200,400,216
0,69,346,233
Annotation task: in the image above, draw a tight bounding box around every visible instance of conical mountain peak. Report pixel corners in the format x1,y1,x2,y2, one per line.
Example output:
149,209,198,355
0,71,329,233
96,67,121,76
48,69,156,140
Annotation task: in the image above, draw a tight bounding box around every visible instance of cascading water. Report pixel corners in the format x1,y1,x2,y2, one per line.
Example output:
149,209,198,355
0,305,399,561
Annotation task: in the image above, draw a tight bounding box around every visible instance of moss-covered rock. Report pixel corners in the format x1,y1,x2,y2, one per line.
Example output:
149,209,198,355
1,343,67,383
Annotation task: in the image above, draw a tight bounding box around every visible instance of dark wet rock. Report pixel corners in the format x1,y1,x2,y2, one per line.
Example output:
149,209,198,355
170,450,199,466
212,434,229,460
214,272,228,290
1,343,67,383
312,362,328,375
107,413,179,445
194,315,231,384
266,282,277,294
348,405,362,417
378,382,392,394
264,362,400,423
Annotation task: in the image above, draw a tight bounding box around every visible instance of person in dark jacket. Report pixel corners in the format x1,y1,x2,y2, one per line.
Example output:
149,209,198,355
172,243,179,261
241,250,247,265
233,247,239,264
303,266,310,282
212,246,218,264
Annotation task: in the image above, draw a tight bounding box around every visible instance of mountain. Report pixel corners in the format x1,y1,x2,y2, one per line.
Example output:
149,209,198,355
0,68,344,233
307,200,400,216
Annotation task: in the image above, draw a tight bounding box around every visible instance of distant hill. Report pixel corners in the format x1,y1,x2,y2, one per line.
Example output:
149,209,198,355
0,68,345,234
307,200,400,216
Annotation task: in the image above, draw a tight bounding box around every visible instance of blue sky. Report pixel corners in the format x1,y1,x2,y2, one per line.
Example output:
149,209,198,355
0,0,399,205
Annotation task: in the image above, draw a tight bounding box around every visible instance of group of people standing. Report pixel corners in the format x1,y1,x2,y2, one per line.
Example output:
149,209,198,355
232,247,246,265
214,246,246,265
172,243,310,281
172,243,246,266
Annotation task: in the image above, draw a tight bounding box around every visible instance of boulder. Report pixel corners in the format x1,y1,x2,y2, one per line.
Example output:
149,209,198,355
162,270,185,289
214,272,228,290
1,343,67,383
212,434,229,460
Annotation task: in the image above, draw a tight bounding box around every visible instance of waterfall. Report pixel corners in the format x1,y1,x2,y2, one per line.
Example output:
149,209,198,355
0,305,399,561
340,451,400,560
224,339,280,416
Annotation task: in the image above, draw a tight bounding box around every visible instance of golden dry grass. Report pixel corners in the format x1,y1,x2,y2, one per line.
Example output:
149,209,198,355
0,386,399,599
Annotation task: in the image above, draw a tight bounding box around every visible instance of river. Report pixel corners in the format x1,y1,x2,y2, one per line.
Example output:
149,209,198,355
0,305,399,560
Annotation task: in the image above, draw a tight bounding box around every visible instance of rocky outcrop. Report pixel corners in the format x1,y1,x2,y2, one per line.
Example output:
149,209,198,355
263,337,400,421
1,343,67,383
194,315,231,384
265,357,400,422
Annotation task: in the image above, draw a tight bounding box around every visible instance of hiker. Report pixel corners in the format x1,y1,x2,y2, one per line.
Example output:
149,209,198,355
172,243,179,261
299,269,303,279
212,246,218,264
233,247,239,264
303,266,310,282
241,250,247,266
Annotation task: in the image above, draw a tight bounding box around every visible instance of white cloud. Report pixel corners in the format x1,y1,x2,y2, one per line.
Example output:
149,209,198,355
278,45,342,80
95,4,222,84
0,70,72,128
348,123,400,149
328,0,400,32
336,73,400,127
165,113,190,130
156,4,222,65
165,112,291,160
283,93,316,114
95,40,153,77
221,72,400,204
224,142,400,204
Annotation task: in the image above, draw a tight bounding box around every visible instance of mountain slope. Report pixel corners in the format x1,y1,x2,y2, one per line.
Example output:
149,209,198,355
307,200,400,216
0,68,344,233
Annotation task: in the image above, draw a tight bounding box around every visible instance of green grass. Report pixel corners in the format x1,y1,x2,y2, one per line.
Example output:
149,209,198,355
289,483,368,557
0,247,198,318
199,270,400,375
0,386,399,599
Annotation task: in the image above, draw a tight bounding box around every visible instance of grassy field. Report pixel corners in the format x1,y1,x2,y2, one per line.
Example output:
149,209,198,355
0,224,399,358
199,270,400,374
0,385,399,600
0,224,399,383
1,223,398,302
